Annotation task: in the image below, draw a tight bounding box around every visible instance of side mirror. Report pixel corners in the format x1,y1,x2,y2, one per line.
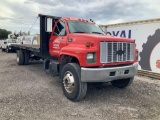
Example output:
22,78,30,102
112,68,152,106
45,17,52,32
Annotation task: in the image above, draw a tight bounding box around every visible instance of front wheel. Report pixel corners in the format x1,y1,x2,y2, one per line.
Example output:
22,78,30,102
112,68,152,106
111,78,134,88
61,63,87,102
6,47,9,53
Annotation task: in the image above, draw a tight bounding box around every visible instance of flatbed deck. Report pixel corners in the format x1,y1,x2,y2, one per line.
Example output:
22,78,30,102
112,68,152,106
11,44,40,52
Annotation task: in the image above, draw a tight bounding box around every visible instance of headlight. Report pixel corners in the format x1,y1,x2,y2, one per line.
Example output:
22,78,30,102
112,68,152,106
87,53,94,59
86,53,96,64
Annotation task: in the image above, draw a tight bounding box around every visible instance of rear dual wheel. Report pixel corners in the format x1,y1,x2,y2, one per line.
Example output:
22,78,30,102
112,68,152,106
17,50,24,65
17,50,30,65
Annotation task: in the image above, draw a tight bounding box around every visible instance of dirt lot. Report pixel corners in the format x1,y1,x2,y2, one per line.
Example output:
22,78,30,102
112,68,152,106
0,51,160,120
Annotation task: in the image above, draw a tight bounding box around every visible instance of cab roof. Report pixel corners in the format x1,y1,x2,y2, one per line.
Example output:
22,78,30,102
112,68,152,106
38,14,95,24
61,17,94,24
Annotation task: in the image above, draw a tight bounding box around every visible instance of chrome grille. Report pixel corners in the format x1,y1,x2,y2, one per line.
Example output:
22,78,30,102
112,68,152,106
100,42,134,63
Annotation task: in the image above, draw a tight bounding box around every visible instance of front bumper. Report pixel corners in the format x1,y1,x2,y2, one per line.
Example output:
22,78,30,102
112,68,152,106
81,62,138,82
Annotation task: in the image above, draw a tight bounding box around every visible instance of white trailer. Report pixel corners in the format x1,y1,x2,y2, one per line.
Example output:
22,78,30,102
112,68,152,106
17,34,40,45
100,18,160,73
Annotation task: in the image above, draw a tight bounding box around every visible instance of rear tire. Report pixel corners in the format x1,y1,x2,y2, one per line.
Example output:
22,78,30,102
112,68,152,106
61,63,87,101
17,50,25,65
24,51,30,65
111,78,134,88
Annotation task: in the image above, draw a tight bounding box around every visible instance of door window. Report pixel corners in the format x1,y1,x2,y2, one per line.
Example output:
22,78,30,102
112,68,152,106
54,21,66,36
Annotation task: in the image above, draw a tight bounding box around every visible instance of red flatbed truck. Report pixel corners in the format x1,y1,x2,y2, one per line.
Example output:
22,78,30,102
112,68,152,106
12,14,138,101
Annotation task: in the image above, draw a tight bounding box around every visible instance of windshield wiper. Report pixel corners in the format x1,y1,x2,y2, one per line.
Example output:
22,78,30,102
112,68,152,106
92,32,104,35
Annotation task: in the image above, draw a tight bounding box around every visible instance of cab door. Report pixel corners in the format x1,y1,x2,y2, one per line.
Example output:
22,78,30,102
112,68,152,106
49,21,67,57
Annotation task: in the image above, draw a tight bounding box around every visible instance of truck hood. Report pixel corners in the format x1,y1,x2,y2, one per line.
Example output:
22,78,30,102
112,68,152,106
69,33,135,43
68,33,135,48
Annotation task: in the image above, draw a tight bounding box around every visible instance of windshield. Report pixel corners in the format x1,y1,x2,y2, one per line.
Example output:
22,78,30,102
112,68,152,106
67,20,105,35
7,39,17,43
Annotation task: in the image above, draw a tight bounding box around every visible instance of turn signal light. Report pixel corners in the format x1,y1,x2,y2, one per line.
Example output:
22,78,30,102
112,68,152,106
85,42,91,47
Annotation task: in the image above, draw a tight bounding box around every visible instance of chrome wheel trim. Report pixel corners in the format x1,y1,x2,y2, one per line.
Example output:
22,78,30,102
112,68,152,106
63,71,75,93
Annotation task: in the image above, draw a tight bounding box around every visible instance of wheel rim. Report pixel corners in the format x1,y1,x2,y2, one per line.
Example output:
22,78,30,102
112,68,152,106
17,53,19,62
63,71,75,93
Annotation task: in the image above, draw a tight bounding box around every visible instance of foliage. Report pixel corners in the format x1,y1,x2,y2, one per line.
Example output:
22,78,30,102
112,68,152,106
0,28,11,39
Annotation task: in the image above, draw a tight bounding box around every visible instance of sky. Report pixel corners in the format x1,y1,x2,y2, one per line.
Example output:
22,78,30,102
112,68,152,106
0,0,160,34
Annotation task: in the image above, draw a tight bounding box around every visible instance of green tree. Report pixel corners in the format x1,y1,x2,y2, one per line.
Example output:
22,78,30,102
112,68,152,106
0,28,11,39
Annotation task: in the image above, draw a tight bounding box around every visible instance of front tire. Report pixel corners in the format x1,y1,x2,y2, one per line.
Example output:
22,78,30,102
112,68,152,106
111,78,134,88
6,47,9,53
61,63,87,101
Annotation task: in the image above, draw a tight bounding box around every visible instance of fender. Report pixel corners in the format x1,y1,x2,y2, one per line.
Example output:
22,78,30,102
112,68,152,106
60,46,85,66
60,45,97,66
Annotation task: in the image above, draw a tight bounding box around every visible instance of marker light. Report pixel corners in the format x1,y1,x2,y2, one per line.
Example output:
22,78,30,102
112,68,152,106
85,42,91,47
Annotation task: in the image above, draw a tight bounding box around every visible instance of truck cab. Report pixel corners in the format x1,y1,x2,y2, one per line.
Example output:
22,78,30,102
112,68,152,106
46,15,138,101
49,17,138,67
1,39,18,52
1,40,7,52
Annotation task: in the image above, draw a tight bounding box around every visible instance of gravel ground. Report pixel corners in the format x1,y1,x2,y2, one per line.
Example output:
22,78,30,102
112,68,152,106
0,51,160,120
